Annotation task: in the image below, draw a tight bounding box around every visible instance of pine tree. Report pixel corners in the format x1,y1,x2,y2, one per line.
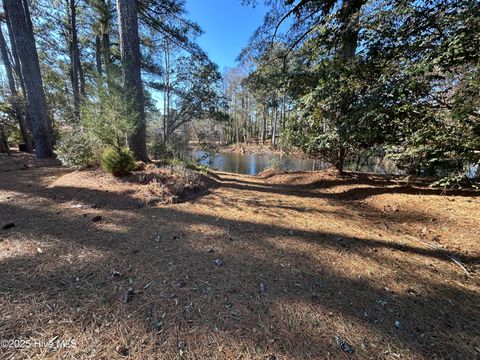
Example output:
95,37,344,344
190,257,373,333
116,0,148,161
4,0,53,158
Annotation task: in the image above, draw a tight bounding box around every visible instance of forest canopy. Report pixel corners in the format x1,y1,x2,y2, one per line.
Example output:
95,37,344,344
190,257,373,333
233,0,479,181
0,0,478,184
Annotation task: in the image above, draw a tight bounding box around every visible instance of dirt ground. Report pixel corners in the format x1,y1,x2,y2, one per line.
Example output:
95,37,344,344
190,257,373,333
0,153,479,359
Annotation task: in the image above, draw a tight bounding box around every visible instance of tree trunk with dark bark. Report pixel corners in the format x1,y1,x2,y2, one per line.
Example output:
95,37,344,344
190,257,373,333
272,95,278,149
339,0,363,60
333,0,365,173
79,59,85,96
68,0,81,119
0,24,33,152
22,0,33,33
4,0,54,158
93,0,112,81
163,39,170,143
102,33,111,79
95,35,102,75
261,107,267,144
116,0,148,161
3,2,32,131
166,52,171,143
0,124,10,154
4,3,23,89
0,26,16,95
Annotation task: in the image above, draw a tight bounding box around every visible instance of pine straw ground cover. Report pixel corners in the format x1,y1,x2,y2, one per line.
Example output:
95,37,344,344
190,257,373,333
0,153,479,359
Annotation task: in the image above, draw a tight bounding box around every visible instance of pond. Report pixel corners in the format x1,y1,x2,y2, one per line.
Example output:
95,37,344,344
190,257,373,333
193,150,401,176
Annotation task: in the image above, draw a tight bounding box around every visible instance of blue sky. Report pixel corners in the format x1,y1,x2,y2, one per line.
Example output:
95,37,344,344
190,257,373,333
185,0,267,71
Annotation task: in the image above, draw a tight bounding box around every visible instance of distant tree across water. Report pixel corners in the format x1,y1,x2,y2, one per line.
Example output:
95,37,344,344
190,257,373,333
228,0,479,183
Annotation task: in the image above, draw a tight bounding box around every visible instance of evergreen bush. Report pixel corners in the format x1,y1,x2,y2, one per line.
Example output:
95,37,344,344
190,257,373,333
101,147,136,176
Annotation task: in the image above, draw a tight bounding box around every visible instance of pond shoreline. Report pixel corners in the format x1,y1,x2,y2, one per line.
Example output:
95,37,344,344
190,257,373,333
192,148,402,176
193,149,330,175
190,142,306,158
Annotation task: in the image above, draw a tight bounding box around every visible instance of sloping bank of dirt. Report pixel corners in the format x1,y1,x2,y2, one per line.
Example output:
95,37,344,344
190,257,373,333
0,153,479,359
48,163,217,208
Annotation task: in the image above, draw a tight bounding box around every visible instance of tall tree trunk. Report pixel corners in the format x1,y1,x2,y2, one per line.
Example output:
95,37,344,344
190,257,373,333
116,0,148,161
4,0,53,158
339,0,363,60
79,59,85,96
163,39,170,143
272,96,278,148
4,2,23,90
333,0,365,173
94,0,112,81
3,1,32,132
0,124,10,154
0,27,16,94
95,35,102,75
68,0,81,120
245,95,249,143
163,84,167,143
22,0,33,33
233,97,239,146
163,82,167,143
272,109,277,148
0,24,33,152
261,107,267,145
102,33,111,79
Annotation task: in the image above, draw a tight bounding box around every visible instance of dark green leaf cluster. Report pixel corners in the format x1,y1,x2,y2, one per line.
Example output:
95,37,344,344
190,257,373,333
244,0,480,180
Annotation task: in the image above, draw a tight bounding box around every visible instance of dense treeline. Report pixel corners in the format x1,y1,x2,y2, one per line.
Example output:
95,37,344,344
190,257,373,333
0,0,226,168
222,0,479,182
0,0,478,183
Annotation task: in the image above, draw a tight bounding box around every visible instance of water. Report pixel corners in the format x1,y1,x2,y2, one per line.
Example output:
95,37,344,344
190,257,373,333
193,150,400,176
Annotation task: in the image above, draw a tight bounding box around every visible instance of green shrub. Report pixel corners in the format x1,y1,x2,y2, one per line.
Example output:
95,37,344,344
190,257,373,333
101,147,135,176
56,128,96,168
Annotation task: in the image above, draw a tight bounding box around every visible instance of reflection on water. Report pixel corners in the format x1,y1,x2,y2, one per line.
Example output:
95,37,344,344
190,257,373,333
193,150,401,176
468,164,479,179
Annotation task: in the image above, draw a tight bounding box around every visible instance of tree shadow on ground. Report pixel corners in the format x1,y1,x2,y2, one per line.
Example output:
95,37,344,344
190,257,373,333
0,167,214,210
1,166,479,358
217,172,480,200
1,191,479,358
